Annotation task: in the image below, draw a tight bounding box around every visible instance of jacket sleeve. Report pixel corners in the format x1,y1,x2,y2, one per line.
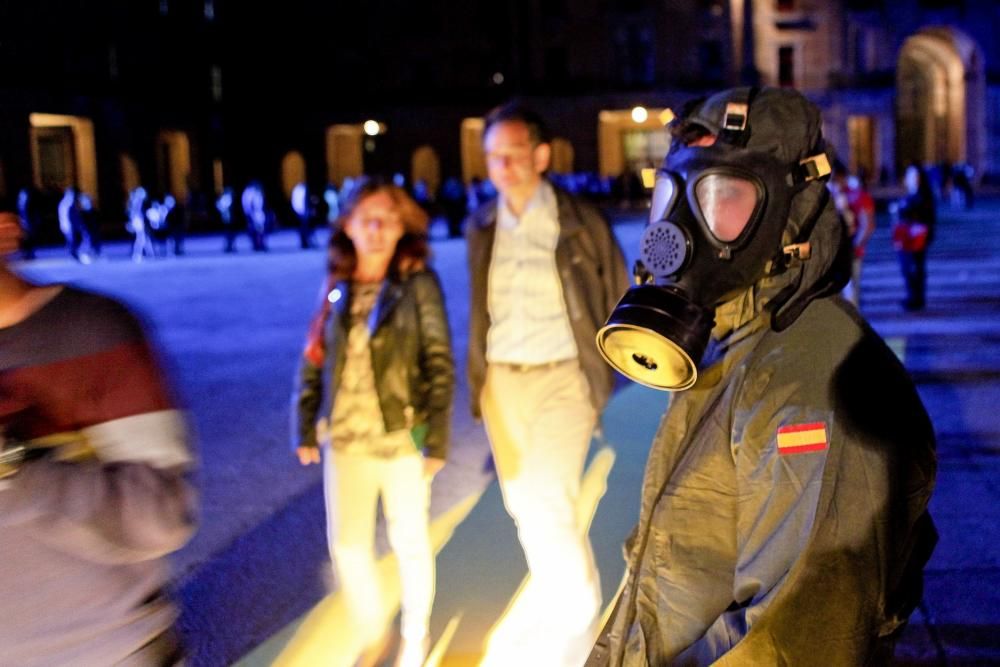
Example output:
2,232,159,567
291,356,324,450
0,459,195,565
291,282,331,450
714,335,936,665
595,210,630,317
411,271,455,460
464,212,488,420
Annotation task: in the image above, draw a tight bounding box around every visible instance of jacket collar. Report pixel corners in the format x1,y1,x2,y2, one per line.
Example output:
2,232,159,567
472,180,583,239
329,277,405,334
371,279,404,332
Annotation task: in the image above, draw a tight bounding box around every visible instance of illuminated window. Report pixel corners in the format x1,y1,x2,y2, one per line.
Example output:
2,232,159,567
204,0,215,20
159,0,169,16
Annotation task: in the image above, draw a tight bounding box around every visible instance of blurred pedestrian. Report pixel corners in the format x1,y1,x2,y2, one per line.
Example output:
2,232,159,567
241,181,269,252
217,187,238,253
78,192,102,260
467,102,628,666
165,194,188,256
891,164,936,311
127,186,155,262
57,187,86,262
15,188,39,260
291,180,454,667
0,211,197,665
844,171,875,307
291,181,316,249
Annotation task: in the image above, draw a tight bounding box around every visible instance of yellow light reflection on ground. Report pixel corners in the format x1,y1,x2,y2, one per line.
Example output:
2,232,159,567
273,490,483,667
425,613,462,667
475,447,616,666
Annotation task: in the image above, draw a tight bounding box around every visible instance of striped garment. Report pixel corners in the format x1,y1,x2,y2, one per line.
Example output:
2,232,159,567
0,286,196,666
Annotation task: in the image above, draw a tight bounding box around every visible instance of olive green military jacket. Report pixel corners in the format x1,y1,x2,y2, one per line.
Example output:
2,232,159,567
600,290,937,666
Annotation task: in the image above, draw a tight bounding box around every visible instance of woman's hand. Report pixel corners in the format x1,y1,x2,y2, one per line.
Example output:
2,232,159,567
296,446,321,466
423,457,445,479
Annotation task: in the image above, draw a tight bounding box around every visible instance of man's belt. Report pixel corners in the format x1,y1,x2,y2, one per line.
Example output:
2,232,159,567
490,358,578,373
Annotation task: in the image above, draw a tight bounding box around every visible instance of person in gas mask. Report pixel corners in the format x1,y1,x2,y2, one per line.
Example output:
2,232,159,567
588,87,937,665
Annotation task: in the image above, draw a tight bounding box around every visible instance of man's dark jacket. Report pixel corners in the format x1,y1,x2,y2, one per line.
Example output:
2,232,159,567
464,185,628,418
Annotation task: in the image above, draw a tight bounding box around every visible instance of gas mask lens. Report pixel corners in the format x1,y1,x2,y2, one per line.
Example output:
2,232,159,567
694,174,759,242
649,171,679,223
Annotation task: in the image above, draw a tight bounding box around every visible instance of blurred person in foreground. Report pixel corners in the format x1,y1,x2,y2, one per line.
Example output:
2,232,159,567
589,87,936,665
0,212,197,665
292,180,454,667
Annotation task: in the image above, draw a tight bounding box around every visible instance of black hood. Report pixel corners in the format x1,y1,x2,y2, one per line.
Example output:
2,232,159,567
679,87,851,330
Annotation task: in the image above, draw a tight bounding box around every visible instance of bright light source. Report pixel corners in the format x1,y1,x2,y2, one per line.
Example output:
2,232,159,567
659,108,675,125
641,167,657,189
492,71,505,85
363,120,380,136
631,106,649,123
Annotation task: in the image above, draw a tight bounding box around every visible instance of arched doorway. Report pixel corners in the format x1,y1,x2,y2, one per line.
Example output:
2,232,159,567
460,118,487,185
326,124,364,187
29,113,99,205
281,150,307,200
156,129,192,200
896,28,984,177
411,145,441,195
597,108,673,184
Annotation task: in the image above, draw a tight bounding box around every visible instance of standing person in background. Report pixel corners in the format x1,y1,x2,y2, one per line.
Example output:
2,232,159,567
57,186,86,262
291,182,316,249
217,187,238,253
844,170,876,307
15,188,39,260
165,193,188,256
891,163,937,311
241,181,270,252
323,184,340,225
0,212,197,666
292,180,454,667
78,192,102,260
127,186,155,262
465,102,629,666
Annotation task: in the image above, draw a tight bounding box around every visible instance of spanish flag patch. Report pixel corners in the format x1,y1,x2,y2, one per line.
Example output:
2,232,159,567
776,422,828,455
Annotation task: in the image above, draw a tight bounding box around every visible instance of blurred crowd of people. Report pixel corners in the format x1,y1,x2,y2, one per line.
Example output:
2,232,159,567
7,161,673,264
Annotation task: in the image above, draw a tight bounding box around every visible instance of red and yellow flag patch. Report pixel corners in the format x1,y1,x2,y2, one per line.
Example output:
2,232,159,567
776,422,828,455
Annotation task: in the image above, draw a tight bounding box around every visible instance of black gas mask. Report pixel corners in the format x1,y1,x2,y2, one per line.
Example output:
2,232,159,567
597,94,830,390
